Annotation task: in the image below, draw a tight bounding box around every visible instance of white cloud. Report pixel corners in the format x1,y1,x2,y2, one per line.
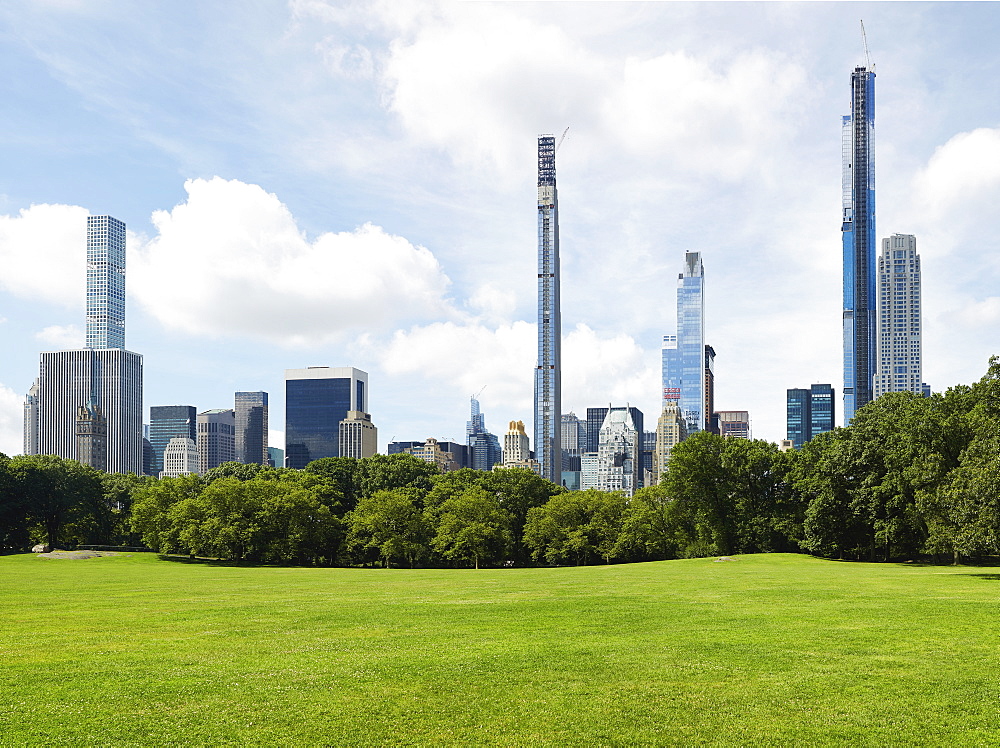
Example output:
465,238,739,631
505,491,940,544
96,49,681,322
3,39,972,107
915,128,1000,218
0,383,22,456
0,203,88,307
130,177,454,345
35,324,84,349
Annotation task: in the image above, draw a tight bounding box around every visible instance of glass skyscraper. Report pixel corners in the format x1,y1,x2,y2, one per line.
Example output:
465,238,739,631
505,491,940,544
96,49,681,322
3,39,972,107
842,66,876,422
874,234,923,398
662,252,706,435
86,215,126,350
285,367,367,469
786,384,835,449
235,391,268,465
149,405,197,476
534,134,562,483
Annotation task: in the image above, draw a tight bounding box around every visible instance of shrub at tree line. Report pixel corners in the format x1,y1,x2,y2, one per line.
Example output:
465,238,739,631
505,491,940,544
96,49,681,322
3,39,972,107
5,357,1000,566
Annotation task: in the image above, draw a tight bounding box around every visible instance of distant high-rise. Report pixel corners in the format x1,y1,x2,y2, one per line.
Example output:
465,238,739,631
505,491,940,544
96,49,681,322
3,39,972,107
535,134,562,483
197,409,235,473
502,420,541,474
717,411,751,439
149,405,196,476
161,437,199,478
842,66,877,422
874,234,924,398
37,349,143,474
235,391,268,465
663,252,707,435
85,215,126,350
23,379,39,456
654,401,688,483
285,366,367,469
786,384,835,448
75,397,107,470
467,395,502,471
338,410,378,459
595,409,639,497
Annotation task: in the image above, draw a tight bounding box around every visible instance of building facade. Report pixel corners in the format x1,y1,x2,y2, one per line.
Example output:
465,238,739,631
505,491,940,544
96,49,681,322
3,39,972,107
85,215,126,350
717,411,751,439
338,410,378,459
502,420,541,474
161,437,199,477
23,379,39,456
595,409,639,497
37,348,143,474
285,366,368,469
235,391,268,465
75,397,107,470
842,66,877,422
663,252,707,435
874,234,924,398
407,438,458,473
197,408,235,474
149,405,197,476
585,407,643,455
786,384,835,448
654,401,688,482
534,134,562,483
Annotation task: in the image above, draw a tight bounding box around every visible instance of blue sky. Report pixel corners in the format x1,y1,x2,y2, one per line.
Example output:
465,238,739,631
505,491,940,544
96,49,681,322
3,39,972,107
3,1,1000,456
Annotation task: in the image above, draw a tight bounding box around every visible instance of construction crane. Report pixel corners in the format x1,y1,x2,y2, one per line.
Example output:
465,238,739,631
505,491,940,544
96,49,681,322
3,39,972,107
861,19,874,72
556,126,570,151
472,385,487,402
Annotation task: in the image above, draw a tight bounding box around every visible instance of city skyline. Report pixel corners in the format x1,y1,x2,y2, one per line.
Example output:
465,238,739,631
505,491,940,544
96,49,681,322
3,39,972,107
3,3,1000,456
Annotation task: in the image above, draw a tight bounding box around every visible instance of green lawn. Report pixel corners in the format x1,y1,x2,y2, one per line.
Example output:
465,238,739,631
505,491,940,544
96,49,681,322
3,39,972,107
1,552,998,746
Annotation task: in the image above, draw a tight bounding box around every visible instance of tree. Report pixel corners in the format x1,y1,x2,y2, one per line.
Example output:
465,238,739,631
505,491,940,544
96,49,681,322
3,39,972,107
8,455,104,548
344,488,430,567
355,454,439,500
130,474,205,554
304,457,361,511
429,486,512,568
523,490,626,565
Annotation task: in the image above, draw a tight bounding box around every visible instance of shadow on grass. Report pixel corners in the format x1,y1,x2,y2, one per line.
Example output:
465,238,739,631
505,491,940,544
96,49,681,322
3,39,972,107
156,554,280,568
964,573,1000,581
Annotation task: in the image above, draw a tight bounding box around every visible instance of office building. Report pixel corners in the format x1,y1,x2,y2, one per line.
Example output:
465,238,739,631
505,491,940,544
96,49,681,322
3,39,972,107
842,65,877,422
267,446,284,468
37,348,143,474
339,410,378,459
786,384,835,448
197,408,235,473
653,401,687,482
161,437,199,477
502,420,541,474
874,234,924,398
561,411,586,471
407,438,458,473
149,405,197,476
705,345,719,434
535,134,562,482
467,395,502,471
142,432,152,476
585,406,643,455
23,379,39,456
640,430,656,487
389,440,469,468
595,409,639,497
663,252,707,434
717,411,751,439
85,215,126,350
235,391,268,465
75,397,107,470
580,452,600,491
285,366,368,469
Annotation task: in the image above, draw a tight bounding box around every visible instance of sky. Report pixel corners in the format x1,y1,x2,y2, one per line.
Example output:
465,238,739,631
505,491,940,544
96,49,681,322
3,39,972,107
3,1,1000,458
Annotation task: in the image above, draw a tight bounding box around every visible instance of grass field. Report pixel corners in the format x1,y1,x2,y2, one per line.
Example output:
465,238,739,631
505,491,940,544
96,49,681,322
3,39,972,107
1,552,998,746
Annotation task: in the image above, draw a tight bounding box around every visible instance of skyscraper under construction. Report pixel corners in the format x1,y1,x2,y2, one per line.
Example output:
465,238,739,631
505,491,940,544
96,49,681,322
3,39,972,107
842,66,876,422
534,135,562,483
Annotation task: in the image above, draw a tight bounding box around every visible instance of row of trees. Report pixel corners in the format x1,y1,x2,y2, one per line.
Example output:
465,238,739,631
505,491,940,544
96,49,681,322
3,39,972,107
4,358,1000,565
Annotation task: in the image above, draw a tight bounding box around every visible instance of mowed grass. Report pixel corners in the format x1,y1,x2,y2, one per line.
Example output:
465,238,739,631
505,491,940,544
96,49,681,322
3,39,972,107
1,553,999,746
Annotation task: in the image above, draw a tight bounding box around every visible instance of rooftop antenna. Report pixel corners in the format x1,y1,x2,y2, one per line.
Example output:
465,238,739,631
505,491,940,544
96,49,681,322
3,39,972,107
556,126,570,151
860,19,874,72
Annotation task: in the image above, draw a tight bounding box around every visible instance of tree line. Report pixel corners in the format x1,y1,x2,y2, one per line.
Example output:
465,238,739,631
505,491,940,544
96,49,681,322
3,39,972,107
4,357,1000,565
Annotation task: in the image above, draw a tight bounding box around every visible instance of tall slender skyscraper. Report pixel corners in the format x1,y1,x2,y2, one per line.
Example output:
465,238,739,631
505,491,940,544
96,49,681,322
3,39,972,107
535,135,562,482
842,66,876,422
662,252,706,435
86,215,126,350
235,391,268,465
874,234,923,398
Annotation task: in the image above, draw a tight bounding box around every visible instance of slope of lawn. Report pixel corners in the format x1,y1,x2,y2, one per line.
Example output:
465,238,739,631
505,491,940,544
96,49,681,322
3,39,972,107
1,552,998,745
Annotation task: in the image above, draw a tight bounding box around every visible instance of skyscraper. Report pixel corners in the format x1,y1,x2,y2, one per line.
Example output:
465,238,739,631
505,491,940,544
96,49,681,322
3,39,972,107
285,366,368,469
717,411,751,439
149,405,197,476
23,379,39,456
595,409,639,497
874,234,924,398
535,134,562,483
585,407,643,454
85,215,126,350
786,384,835,448
842,66,877,422
197,408,235,473
654,401,687,483
663,252,706,435
235,391,268,465
338,410,378,459
37,348,143,474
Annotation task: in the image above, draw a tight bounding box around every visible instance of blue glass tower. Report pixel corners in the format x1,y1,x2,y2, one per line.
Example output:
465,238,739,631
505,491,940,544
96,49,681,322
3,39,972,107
86,215,126,350
842,66,876,422
285,367,367,469
534,135,562,482
662,252,706,435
